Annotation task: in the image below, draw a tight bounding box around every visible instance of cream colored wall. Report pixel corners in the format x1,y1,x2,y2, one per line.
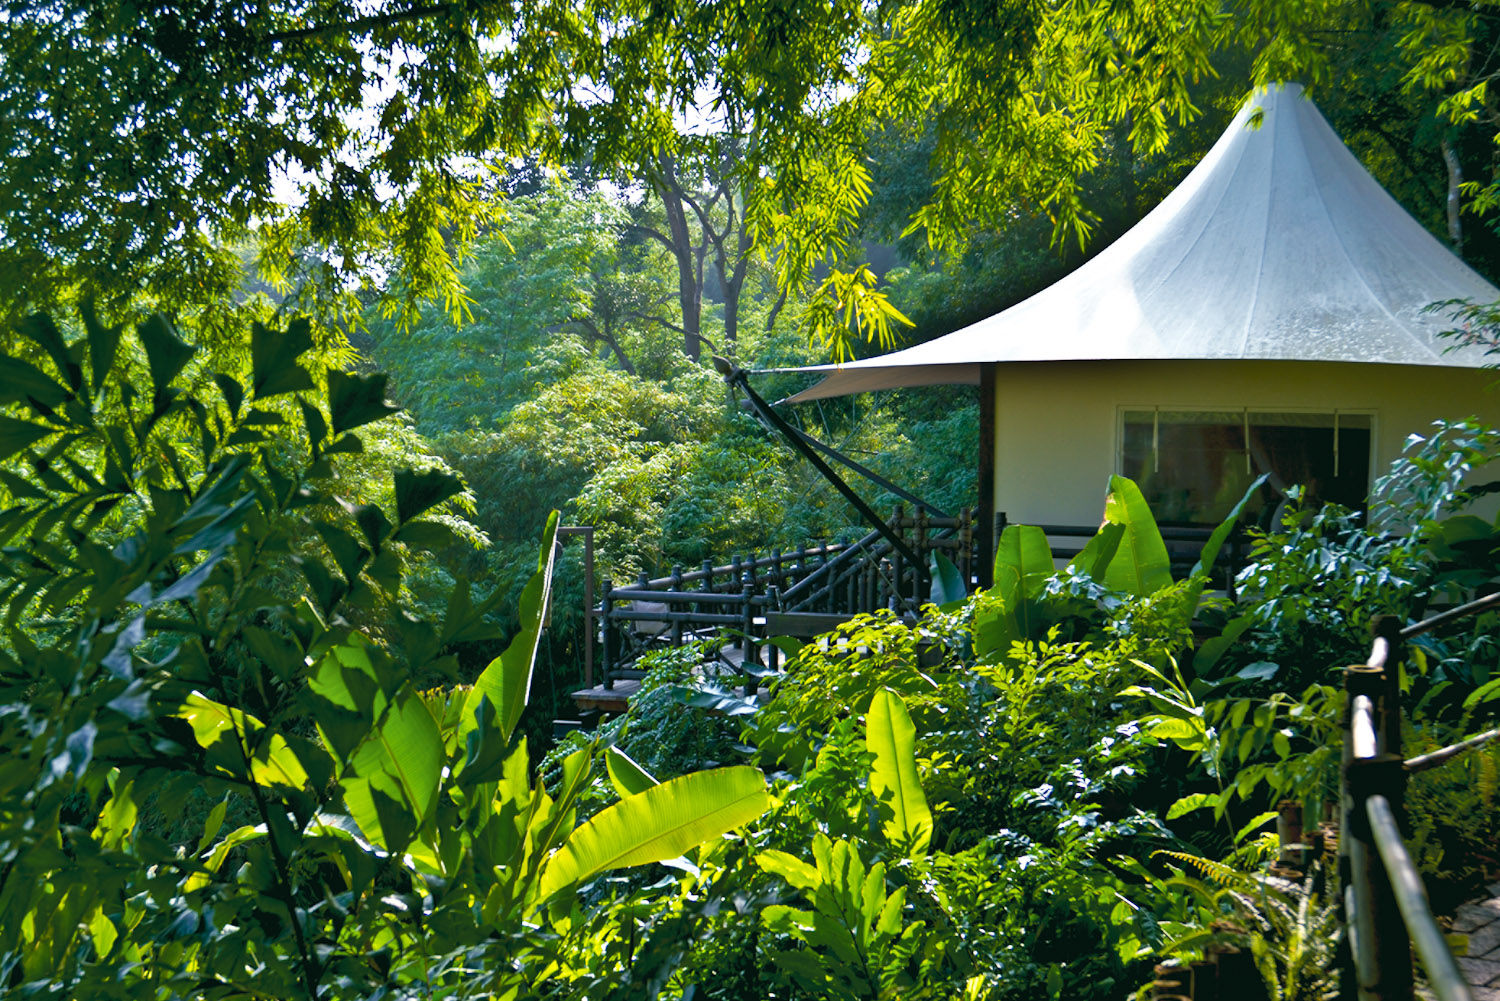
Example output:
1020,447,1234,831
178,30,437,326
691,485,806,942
992,360,1500,527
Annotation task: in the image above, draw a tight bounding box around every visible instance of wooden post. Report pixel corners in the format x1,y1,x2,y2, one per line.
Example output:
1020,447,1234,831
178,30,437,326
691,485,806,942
1342,660,1413,1001
978,362,997,589
766,585,781,674
1374,616,1404,759
891,504,905,611
741,584,757,698
1149,963,1190,1000
1208,945,1258,1001
600,579,615,691
670,564,684,646
558,526,596,691
959,506,974,593
914,506,929,606
1276,800,1304,872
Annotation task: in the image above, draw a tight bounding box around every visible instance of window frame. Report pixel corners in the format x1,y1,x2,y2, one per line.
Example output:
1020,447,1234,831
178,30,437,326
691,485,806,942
1114,404,1378,523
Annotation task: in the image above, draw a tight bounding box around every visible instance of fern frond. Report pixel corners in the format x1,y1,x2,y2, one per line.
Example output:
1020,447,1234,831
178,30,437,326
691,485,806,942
1152,850,1248,886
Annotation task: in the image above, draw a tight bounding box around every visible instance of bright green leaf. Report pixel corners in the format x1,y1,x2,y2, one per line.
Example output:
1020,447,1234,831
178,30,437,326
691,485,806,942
605,746,658,799
538,766,769,899
1102,475,1172,596
865,687,932,856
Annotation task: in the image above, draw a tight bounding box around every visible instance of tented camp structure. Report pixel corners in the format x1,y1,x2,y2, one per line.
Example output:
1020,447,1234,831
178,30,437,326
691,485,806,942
768,83,1500,560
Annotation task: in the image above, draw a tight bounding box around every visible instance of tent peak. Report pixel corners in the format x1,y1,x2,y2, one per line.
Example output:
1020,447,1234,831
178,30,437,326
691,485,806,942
776,82,1498,403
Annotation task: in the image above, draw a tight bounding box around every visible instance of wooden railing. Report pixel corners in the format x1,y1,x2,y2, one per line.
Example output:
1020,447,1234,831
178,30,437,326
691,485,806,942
1340,596,1500,1001
592,507,978,691
1022,518,1249,595
581,510,1256,693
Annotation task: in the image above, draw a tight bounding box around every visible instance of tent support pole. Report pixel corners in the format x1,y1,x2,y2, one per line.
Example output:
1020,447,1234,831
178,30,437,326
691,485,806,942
714,357,924,572
978,363,996,589
781,423,952,520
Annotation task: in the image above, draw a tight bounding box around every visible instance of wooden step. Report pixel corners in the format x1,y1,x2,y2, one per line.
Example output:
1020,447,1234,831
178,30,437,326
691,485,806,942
570,679,639,714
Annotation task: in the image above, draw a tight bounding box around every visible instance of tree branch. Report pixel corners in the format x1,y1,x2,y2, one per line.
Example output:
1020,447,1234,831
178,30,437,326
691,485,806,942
261,3,451,46
622,222,677,256
628,312,688,336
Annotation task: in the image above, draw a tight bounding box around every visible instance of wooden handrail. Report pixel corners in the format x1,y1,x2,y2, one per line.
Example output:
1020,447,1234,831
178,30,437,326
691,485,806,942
1399,590,1500,639
1404,727,1500,774
1339,603,1494,1001
1366,794,1472,1001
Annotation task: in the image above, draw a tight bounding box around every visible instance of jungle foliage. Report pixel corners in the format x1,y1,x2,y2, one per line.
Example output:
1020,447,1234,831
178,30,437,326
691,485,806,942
15,0,1500,353
3,299,1500,1000
0,311,771,999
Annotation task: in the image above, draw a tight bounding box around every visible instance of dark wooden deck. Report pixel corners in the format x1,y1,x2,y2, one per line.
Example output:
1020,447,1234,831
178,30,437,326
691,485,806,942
570,679,639,714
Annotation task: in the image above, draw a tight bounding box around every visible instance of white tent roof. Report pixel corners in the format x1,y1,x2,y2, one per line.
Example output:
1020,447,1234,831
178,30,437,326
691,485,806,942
774,83,1500,403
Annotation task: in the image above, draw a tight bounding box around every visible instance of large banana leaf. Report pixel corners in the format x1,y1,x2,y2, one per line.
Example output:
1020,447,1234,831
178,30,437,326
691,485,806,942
462,510,560,747
993,524,1052,600
972,590,1015,664
537,766,768,899
1067,522,1124,580
1189,473,1268,583
865,688,931,856
341,690,443,852
605,746,658,798
927,550,966,608
1102,475,1173,596
974,524,1053,662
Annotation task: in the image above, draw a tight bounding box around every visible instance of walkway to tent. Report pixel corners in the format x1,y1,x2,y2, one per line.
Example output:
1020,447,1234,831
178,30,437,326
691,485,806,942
568,507,978,714
1447,883,1500,1000
564,510,1251,715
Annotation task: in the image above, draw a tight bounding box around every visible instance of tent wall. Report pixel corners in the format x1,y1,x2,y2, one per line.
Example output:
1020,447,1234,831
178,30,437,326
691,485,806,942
991,360,1500,528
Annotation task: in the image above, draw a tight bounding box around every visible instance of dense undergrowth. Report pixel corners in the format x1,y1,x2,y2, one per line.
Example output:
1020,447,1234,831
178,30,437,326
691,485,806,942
2,310,1499,1001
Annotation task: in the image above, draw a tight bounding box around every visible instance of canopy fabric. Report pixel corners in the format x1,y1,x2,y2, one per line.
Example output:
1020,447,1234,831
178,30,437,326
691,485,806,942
773,83,1500,404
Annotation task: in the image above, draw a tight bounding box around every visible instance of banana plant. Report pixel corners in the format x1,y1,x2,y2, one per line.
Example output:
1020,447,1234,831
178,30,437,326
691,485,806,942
169,513,771,994
974,522,1053,662
976,474,1267,663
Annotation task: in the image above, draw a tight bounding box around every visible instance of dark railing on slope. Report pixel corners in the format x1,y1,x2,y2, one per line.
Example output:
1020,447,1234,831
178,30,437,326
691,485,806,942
592,507,977,692
1339,598,1500,1001
580,510,1256,694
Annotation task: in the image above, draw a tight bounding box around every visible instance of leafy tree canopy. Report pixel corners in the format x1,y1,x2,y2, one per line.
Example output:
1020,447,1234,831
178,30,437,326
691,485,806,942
9,0,1456,346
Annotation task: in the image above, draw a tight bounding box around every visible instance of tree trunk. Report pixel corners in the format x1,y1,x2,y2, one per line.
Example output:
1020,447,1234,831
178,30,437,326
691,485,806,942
721,252,749,355
653,153,703,360
1442,136,1464,253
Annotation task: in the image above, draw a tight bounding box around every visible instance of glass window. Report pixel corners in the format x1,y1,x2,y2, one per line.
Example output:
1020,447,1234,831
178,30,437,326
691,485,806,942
1120,410,1372,525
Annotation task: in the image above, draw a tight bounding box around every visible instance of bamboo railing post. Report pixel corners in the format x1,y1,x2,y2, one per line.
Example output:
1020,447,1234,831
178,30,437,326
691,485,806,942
670,565,684,645
915,506,929,606
1374,615,1404,759
741,583,757,698
891,505,905,611
766,585,782,674
959,506,974,591
1343,658,1413,1001
600,579,615,690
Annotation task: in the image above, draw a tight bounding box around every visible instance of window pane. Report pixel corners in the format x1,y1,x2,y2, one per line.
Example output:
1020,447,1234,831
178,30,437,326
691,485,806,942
1121,411,1371,524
